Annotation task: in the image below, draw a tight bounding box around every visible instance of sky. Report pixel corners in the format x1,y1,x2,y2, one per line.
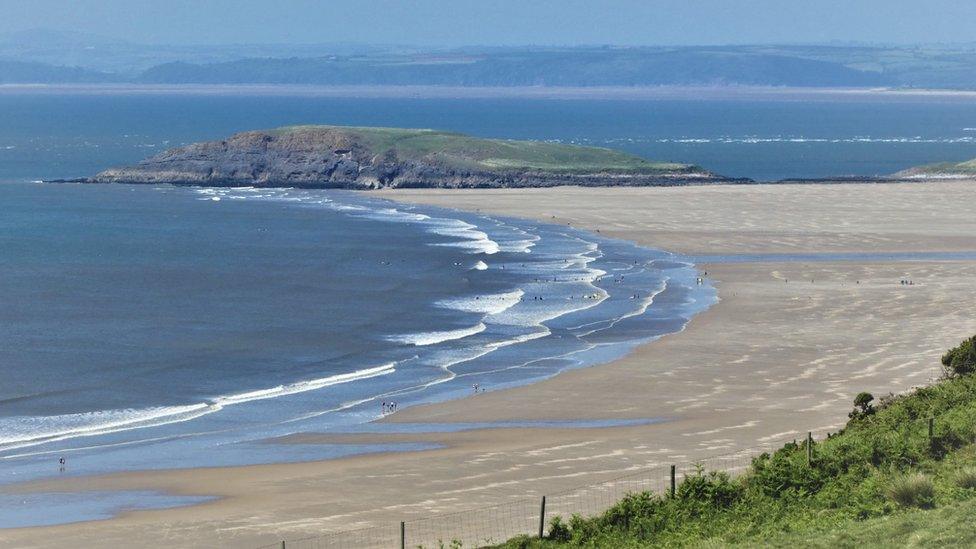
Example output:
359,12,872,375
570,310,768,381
2,0,976,47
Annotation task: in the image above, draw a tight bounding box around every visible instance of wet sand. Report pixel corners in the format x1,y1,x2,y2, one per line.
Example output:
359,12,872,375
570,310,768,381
3,181,976,548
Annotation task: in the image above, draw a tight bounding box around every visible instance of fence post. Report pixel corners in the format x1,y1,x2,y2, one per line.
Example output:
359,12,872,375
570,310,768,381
538,496,546,538
670,465,676,498
281,541,285,549
928,417,935,440
400,521,405,549
807,432,813,466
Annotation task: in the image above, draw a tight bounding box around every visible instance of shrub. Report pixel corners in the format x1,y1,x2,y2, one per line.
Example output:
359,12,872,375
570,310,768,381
503,535,533,549
676,467,742,508
955,467,976,489
569,514,599,544
546,516,571,542
750,448,826,498
849,392,876,419
888,473,936,508
942,335,976,378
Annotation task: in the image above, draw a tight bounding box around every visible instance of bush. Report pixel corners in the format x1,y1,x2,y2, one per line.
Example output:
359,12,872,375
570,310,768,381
570,513,601,544
888,473,936,508
942,335,976,378
955,467,976,489
849,392,875,419
676,467,742,508
503,535,533,549
546,516,571,542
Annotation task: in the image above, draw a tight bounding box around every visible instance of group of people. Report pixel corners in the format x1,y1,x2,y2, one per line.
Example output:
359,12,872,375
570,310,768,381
900,279,914,286
381,401,398,414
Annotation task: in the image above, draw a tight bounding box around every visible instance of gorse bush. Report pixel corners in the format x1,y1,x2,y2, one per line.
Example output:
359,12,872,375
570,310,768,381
888,473,935,508
943,335,976,378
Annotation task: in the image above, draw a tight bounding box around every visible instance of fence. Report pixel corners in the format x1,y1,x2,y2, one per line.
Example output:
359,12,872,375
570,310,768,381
256,417,941,549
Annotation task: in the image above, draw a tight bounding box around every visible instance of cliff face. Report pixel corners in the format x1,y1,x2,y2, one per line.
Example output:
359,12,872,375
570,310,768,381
88,126,736,189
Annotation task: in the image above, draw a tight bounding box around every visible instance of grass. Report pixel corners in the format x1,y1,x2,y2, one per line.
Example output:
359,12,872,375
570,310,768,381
265,125,697,175
491,336,976,548
953,467,976,489
887,473,935,508
755,497,976,548
903,158,976,176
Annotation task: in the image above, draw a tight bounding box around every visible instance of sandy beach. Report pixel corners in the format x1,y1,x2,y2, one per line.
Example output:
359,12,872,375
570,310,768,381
3,181,976,548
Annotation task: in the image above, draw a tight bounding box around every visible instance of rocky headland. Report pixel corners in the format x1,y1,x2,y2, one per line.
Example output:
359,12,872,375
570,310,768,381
81,125,741,189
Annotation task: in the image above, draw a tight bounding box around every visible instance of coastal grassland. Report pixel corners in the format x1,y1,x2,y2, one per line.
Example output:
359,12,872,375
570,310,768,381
897,157,976,178
909,159,976,176
269,125,695,174
496,336,976,548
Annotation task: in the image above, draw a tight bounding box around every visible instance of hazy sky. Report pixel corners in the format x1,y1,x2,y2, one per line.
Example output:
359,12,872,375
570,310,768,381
3,0,976,47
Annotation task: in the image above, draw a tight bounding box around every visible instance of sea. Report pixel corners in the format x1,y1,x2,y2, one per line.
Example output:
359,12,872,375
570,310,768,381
1,88,976,526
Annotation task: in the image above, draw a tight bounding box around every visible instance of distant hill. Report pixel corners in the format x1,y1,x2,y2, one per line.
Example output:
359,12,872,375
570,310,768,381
137,48,886,87
7,35,976,89
0,28,407,75
0,59,112,83
85,125,733,189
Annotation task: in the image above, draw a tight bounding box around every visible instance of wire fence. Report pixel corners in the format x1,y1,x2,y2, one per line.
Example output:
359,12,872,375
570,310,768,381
257,418,943,549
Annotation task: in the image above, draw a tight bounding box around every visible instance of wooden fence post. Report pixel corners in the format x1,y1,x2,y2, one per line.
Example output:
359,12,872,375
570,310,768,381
929,417,935,440
281,541,285,549
538,496,546,538
807,432,813,466
670,465,676,497
400,521,405,549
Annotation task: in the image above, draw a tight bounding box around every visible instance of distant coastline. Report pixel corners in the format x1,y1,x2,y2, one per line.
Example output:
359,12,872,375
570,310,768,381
9,83,976,103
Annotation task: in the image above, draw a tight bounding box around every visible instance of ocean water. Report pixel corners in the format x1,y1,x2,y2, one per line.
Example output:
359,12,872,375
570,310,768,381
2,90,976,181
0,180,714,525
2,88,974,525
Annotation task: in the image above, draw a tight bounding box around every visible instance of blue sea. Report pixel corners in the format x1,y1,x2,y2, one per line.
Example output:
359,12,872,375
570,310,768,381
0,180,713,526
4,89,976,182
1,88,975,526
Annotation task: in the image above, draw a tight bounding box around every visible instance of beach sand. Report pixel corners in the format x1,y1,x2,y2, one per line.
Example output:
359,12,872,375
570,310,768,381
2,181,976,548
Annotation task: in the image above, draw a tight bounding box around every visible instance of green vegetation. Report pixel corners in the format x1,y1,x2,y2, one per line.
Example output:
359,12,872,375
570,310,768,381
269,125,696,175
943,335,976,377
496,335,976,548
900,159,976,177
887,473,935,508
759,498,976,548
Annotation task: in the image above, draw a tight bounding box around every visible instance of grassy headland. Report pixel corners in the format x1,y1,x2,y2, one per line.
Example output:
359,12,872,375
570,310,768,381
270,125,691,175
498,336,976,548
